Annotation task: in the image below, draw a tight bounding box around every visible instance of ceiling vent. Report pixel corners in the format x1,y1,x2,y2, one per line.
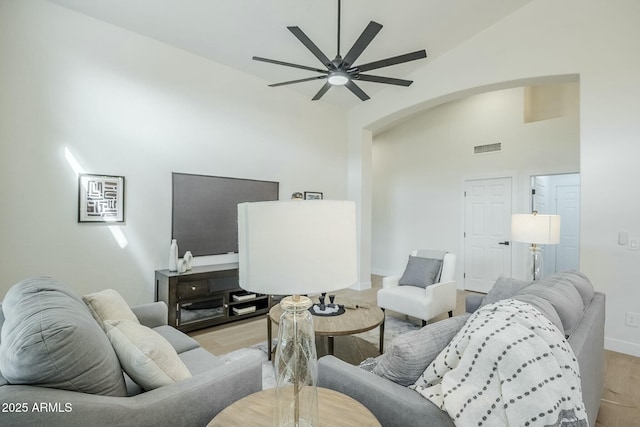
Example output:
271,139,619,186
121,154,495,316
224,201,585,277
474,143,502,155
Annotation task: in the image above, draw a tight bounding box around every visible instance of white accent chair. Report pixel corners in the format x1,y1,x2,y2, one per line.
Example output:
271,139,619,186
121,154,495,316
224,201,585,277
377,250,457,347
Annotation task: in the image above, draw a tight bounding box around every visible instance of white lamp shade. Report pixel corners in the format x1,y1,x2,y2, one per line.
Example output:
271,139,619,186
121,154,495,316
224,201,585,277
511,214,561,244
238,200,358,295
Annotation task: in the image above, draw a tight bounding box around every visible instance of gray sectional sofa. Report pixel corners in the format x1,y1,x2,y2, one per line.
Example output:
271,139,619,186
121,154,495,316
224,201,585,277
0,277,262,427
318,271,605,427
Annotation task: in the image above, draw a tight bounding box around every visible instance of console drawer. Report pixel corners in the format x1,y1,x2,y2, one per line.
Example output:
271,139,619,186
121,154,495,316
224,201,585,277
177,280,209,299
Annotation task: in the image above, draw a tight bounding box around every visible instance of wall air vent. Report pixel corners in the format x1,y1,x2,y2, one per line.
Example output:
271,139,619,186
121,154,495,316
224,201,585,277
474,142,502,155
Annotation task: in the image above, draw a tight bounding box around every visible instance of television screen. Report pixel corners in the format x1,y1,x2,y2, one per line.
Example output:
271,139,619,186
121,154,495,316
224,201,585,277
171,173,279,256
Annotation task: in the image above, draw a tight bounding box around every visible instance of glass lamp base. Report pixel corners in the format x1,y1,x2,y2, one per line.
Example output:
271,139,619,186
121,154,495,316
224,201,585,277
274,295,318,427
529,246,544,281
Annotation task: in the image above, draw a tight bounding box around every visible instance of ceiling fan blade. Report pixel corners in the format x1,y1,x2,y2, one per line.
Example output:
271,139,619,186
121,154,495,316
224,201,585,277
288,26,333,68
342,21,383,67
345,80,370,101
312,82,332,101
253,56,328,74
356,74,413,87
270,75,328,87
356,49,427,73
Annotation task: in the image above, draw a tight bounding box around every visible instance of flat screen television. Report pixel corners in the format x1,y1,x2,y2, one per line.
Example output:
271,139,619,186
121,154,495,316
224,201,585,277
171,173,279,256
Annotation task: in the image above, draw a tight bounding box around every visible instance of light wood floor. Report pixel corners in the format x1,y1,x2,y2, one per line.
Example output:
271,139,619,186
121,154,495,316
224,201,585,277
189,276,639,427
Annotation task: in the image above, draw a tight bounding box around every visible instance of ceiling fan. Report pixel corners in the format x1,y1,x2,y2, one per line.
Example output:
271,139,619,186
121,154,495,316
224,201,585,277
253,0,427,101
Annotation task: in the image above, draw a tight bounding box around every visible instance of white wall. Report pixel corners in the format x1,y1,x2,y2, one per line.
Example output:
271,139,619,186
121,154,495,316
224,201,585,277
347,0,640,356
0,0,348,305
371,87,579,278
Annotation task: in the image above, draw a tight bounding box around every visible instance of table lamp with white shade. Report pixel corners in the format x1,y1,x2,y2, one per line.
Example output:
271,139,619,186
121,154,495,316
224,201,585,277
238,200,358,427
511,212,561,281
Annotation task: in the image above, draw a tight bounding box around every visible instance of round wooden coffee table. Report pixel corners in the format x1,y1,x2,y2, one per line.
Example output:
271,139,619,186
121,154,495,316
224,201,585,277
207,387,381,427
267,301,385,360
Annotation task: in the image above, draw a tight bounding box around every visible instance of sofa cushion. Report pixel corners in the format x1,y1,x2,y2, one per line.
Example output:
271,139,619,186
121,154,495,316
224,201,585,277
153,325,201,353
513,274,585,337
104,319,192,391
398,256,442,288
0,277,127,396
373,313,470,386
179,347,226,374
482,275,531,306
545,271,595,308
83,288,140,331
511,294,564,332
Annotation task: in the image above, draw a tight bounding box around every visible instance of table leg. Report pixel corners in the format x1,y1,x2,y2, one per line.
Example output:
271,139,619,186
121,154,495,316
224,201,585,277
379,320,385,354
267,312,273,361
328,336,334,355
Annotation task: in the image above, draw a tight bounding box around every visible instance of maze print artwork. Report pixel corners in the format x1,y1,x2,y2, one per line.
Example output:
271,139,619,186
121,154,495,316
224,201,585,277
87,179,119,217
79,174,125,222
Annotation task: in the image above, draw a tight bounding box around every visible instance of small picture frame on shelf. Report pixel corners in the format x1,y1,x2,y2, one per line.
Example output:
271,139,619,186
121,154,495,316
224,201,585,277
78,174,125,223
304,191,323,200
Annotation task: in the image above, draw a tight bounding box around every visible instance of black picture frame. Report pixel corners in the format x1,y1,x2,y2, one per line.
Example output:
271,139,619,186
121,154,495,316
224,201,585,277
78,174,125,223
304,191,323,200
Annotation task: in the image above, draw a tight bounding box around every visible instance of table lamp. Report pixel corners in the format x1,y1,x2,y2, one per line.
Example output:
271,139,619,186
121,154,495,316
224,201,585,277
238,200,357,427
511,211,561,280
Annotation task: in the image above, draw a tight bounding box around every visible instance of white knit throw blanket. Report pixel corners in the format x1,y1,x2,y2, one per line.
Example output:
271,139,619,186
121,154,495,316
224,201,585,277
411,299,589,427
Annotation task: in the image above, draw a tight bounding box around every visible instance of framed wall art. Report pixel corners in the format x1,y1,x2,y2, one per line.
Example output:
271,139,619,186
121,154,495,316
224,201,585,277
78,174,125,223
304,191,323,200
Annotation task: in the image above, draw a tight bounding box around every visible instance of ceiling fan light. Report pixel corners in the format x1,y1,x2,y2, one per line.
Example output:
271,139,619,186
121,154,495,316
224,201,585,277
328,72,349,86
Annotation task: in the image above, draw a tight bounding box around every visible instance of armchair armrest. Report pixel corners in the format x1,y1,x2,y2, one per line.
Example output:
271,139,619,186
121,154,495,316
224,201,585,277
318,356,453,427
423,280,457,314
0,352,262,427
382,276,401,289
131,302,168,328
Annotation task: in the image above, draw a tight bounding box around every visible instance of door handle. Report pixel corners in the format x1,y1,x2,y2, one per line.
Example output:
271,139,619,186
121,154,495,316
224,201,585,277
498,241,510,246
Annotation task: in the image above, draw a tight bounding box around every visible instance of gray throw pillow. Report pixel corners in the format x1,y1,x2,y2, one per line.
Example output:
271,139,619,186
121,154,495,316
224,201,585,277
0,277,127,396
373,313,470,386
398,256,443,288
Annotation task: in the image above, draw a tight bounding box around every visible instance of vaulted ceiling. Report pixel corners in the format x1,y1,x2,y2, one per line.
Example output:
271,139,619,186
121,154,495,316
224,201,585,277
47,0,532,108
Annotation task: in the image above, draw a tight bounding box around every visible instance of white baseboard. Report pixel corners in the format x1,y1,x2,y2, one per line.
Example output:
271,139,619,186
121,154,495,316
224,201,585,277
605,337,640,357
350,280,372,291
371,269,393,277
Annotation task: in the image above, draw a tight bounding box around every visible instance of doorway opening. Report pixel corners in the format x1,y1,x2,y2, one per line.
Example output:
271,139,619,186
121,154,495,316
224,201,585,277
531,173,580,276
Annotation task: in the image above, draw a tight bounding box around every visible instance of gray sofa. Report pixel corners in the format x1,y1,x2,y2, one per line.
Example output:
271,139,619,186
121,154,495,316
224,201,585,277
318,271,605,427
0,277,262,427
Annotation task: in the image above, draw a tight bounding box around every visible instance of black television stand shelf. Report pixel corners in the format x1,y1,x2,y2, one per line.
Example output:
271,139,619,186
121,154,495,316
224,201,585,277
155,263,273,332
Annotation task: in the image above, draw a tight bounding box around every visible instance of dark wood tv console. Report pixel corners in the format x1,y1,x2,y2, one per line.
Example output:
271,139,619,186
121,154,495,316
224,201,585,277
155,263,273,332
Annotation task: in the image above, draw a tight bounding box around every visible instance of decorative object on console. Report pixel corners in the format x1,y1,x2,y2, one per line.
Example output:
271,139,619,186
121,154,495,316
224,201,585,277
291,192,304,200
177,250,193,273
183,251,193,270
511,211,561,280
238,200,357,427
78,174,125,223
169,239,178,272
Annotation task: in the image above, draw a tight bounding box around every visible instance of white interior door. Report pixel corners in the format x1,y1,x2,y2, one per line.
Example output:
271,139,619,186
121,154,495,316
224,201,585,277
555,184,580,271
464,178,512,293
